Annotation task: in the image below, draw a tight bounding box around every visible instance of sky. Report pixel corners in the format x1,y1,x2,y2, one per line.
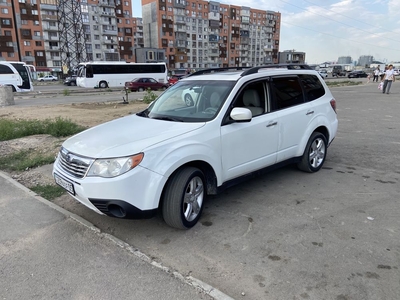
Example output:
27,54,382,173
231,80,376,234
132,0,400,64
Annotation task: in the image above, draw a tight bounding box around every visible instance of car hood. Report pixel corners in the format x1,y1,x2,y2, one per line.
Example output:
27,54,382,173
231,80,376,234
62,114,205,158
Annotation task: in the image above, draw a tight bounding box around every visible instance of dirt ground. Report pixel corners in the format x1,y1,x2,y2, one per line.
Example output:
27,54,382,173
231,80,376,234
0,101,148,188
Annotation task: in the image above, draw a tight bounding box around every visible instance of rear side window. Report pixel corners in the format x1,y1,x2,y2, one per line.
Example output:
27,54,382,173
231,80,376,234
270,77,304,111
298,74,326,101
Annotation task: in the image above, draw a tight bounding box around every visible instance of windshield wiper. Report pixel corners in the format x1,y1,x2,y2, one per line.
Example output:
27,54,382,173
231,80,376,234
150,116,183,122
136,110,149,118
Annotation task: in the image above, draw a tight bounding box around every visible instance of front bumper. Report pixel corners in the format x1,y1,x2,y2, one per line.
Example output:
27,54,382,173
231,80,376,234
52,156,166,219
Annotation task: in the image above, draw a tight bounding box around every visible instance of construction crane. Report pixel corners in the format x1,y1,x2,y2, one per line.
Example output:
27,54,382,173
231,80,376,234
57,0,88,76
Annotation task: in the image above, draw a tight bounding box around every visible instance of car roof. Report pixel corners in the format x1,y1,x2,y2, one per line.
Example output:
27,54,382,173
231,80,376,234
181,64,318,82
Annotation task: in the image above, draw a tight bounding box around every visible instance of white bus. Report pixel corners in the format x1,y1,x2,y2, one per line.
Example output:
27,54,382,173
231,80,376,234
76,61,168,88
0,61,34,92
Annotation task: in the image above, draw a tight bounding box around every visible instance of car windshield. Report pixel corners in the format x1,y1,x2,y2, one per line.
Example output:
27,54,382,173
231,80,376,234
138,80,235,122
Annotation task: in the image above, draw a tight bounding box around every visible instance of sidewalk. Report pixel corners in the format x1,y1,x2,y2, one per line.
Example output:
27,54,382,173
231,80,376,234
0,171,228,300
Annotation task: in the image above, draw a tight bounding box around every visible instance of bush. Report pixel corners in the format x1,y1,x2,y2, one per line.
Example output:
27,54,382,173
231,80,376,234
142,88,158,104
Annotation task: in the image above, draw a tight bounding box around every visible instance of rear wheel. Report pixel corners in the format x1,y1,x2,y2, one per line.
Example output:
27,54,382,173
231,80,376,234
138,87,144,92
99,81,108,88
162,167,205,229
297,132,327,173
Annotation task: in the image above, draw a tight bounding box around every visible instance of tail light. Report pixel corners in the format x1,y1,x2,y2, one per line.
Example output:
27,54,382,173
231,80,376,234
330,99,337,113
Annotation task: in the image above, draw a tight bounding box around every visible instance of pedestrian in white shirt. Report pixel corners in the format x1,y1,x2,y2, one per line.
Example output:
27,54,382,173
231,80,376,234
382,64,395,94
373,68,380,82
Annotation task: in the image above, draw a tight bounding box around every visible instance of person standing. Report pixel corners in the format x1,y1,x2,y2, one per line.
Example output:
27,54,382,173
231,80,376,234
373,67,380,82
382,64,395,94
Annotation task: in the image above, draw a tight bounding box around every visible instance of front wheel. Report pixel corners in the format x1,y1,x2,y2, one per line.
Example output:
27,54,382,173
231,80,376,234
184,93,194,106
297,132,327,173
162,167,206,229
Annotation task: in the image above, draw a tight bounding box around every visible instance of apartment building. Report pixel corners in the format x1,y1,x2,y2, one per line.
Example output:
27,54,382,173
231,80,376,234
0,0,143,74
0,0,279,72
141,0,281,69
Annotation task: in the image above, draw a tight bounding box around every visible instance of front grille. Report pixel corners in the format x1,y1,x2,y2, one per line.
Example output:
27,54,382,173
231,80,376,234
57,148,93,178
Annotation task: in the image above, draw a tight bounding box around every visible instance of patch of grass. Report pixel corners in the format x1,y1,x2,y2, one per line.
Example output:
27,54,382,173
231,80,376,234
0,150,55,171
326,80,363,87
63,89,71,96
31,184,66,200
0,117,86,141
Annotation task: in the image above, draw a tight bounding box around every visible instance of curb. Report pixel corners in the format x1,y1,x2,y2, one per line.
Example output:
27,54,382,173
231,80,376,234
0,170,235,300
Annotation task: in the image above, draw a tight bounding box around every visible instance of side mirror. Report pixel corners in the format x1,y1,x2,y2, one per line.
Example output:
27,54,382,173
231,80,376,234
230,107,252,122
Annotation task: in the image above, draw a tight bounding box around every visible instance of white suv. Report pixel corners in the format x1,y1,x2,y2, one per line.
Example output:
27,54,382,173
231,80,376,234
53,65,338,229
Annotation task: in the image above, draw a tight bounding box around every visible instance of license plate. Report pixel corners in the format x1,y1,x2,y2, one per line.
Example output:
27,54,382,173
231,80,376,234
54,173,75,195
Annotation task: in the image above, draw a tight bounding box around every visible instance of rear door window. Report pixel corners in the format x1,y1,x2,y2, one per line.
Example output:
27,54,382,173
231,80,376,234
298,74,326,101
269,76,304,111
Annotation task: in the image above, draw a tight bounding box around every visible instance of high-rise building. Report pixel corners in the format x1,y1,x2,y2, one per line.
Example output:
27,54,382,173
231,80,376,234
141,0,281,69
358,55,373,67
337,56,352,64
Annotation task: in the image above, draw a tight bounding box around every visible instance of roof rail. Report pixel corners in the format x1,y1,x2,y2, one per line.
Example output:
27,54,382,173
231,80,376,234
187,66,251,77
241,64,312,76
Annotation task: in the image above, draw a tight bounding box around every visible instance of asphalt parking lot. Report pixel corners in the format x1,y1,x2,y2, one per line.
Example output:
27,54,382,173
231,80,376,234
8,81,400,299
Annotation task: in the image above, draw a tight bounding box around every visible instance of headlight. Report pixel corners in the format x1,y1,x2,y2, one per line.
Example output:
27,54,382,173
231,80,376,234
87,153,144,178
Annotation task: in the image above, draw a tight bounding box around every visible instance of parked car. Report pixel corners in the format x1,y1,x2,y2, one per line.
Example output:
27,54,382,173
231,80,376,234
124,77,169,92
38,75,58,81
53,65,338,229
318,69,328,79
168,75,184,86
64,75,77,86
181,86,199,106
347,70,368,78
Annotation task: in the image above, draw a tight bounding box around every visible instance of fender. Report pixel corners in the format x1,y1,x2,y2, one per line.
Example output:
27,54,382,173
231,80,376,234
140,123,223,182
296,111,337,157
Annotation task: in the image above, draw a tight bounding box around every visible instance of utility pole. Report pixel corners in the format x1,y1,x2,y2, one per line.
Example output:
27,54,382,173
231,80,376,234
57,0,88,76
10,0,22,61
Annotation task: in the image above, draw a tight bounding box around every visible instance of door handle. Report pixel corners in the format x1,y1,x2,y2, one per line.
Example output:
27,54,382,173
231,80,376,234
266,121,278,127
306,110,314,115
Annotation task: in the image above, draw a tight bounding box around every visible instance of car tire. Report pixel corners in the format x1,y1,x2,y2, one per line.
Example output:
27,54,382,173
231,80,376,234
99,81,108,88
70,81,76,86
138,87,144,92
162,167,206,229
184,93,194,106
297,132,327,173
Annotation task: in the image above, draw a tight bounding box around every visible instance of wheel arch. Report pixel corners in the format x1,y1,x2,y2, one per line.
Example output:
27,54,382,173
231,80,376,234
158,160,218,211
298,125,330,158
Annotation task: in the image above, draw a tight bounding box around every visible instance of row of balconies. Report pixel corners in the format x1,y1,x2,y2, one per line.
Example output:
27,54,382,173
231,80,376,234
99,0,115,7
99,11,116,17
